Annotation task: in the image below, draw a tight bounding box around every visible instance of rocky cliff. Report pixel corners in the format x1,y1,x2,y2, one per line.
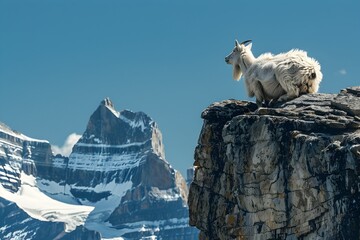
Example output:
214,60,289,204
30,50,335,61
188,87,360,239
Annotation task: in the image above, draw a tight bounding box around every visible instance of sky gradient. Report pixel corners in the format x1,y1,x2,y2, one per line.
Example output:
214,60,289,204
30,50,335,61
1,0,359,176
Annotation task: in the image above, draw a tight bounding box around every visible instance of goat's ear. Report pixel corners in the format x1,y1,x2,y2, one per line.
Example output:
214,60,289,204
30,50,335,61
246,42,252,50
235,40,240,47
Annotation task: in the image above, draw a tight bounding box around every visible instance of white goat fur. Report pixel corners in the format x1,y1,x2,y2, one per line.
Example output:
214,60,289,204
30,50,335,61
225,40,323,105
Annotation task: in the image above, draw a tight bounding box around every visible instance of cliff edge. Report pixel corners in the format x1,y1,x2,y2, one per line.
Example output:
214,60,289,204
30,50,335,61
188,87,360,239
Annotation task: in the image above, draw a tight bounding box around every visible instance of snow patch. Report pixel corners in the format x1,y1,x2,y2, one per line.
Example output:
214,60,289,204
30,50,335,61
150,187,181,202
68,152,144,171
75,141,148,149
0,172,94,232
119,114,148,132
37,178,79,205
105,105,120,118
0,125,48,144
100,217,190,239
36,176,133,239
83,181,132,238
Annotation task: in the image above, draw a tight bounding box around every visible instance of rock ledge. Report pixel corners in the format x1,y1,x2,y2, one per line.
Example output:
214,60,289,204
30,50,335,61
189,87,360,239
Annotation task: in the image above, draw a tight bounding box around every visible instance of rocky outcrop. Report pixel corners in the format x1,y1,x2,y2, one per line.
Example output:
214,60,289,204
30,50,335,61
189,87,360,239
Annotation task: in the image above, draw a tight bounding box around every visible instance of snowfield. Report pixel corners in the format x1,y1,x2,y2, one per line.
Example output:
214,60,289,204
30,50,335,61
0,172,94,232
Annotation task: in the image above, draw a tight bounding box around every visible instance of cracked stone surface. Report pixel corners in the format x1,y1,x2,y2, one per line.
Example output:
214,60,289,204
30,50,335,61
188,87,360,239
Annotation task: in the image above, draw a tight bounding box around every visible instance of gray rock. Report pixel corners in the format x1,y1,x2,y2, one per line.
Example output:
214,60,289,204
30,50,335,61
189,87,360,239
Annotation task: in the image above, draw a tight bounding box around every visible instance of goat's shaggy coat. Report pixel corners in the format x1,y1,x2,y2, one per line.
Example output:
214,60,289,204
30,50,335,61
225,40,322,106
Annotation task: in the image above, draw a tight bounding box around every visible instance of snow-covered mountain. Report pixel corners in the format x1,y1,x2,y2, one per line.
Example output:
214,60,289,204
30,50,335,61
0,98,198,239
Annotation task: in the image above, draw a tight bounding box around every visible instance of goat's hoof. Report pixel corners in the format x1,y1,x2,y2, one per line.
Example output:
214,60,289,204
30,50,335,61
256,101,263,108
268,99,277,107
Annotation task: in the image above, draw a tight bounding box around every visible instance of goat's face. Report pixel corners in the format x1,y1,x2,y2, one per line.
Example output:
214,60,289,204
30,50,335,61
225,40,242,65
225,40,252,80
225,40,252,65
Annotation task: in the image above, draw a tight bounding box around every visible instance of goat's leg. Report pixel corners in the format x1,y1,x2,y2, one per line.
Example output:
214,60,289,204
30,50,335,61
268,94,290,107
277,91,298,102
268,97,279,107
253,80,266,107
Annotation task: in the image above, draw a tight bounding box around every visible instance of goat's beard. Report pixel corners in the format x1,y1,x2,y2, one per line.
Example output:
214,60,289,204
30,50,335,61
233,64,242,81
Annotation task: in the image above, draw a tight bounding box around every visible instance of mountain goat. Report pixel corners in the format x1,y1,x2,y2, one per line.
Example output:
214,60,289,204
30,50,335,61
225,40,323,106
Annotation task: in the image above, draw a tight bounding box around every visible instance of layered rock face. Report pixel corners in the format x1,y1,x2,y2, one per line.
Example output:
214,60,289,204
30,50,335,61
60,98,196,239
0,98,198,239
0,123,51,192
0,123,99,239
189,87,360,239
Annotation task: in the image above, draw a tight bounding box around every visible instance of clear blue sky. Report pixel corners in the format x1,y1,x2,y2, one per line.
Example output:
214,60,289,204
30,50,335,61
1,0,359,176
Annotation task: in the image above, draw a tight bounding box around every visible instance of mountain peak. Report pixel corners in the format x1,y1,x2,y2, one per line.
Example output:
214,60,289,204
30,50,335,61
77,98,165,158
101,97,113,107
100,97,119,117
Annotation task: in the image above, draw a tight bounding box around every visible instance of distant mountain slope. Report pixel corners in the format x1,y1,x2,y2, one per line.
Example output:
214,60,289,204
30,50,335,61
0,98,198,239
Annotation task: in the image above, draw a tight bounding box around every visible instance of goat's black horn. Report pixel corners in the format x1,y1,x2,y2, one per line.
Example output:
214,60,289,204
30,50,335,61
240,40,252,45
